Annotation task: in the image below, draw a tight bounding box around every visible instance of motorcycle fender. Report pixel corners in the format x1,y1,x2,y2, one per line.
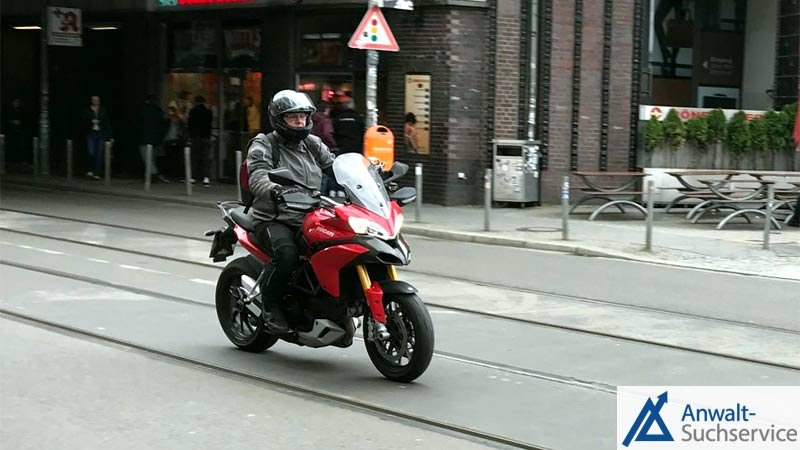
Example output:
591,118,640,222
377,280,418,296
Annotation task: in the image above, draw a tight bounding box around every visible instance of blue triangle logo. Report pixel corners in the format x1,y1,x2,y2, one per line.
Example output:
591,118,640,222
622,391,674,447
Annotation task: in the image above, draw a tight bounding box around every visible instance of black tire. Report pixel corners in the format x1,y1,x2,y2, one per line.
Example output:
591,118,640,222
216,256,279,352
365,293,434,383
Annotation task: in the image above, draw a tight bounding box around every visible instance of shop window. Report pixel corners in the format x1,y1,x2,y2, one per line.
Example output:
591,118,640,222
297,73,353,105
163,72,221,124
171,22,217,69
648,0,779,111
301,33,346,67
224,27,261,69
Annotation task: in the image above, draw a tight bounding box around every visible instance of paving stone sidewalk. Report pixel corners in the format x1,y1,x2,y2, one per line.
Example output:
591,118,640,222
3,173,798,280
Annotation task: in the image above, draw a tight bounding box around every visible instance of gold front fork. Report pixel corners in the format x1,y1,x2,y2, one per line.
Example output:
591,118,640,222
356,265,399,291
356,265,372,290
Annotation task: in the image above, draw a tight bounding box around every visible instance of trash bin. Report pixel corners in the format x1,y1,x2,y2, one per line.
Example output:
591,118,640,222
363,125,395,170
492,139,540,203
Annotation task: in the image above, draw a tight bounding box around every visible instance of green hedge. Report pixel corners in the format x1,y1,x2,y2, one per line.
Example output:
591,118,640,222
643,104,796,154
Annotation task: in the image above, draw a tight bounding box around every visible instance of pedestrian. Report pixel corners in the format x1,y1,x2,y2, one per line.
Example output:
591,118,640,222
188,95,213,187
332,97,365,155
245,96,261,138
311,99,338,196
83,95,112,179
787,196,800,227
138,95,169,183
162,101,187,179
403,112,419,154
311,100,336,149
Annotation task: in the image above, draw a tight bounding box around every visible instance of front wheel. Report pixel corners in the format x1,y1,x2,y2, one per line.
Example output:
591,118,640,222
365,293,434,383
216,256,279,352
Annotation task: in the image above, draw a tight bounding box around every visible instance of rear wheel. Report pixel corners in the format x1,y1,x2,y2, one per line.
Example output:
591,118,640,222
365,294,434,382
216,256,278,352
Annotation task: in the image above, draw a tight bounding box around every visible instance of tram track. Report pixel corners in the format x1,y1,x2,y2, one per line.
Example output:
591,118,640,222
0,258,620,393
2,245,799,374
0,309,552,450
3,207,800,338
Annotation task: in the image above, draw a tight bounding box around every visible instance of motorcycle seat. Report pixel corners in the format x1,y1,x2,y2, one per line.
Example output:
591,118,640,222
230,207,256,232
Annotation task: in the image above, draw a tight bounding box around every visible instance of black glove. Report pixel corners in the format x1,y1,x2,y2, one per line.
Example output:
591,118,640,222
270,185,300,201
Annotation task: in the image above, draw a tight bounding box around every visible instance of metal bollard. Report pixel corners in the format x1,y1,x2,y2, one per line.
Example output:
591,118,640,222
561,176,570,240
0,134,5,176
144,144,153,192
33,137,40,176
645,180,655,251
42,139,50,176
763,185,774,250
66,140,73,183
184,146,192,196
104,141,112,186
484,168,492,231
235,150,243,202
415,163,423,222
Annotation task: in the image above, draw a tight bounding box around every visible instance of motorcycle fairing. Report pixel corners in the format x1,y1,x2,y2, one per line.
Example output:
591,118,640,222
309,243,370,297
333,201,404,239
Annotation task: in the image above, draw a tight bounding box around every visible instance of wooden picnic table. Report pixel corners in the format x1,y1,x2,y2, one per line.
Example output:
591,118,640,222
571,171,649,192
664,170,740,191
570,172,650,220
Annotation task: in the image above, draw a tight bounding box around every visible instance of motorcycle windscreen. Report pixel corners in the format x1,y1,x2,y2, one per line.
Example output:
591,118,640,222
333,153,391,219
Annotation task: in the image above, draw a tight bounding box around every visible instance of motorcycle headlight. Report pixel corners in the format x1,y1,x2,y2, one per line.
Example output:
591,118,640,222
348,217,392,239
394,213,404,234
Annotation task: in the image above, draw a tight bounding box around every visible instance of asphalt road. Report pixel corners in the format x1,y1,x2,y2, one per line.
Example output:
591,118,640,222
1,186,798,450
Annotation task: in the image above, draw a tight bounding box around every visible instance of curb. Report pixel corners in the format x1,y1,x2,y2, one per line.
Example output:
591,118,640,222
404,224,800,282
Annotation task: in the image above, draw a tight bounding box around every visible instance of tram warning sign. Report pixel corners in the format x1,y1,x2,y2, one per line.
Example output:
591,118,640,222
348,6,399,52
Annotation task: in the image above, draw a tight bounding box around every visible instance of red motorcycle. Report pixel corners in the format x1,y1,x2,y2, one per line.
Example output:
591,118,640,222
208,153,433,382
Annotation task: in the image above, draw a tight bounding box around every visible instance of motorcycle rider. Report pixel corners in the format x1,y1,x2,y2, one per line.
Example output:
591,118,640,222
247,90,336,333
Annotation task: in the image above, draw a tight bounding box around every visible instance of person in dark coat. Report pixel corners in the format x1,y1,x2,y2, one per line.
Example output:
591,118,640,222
187,96,213,187
83,95,112,179
138,96,169,182
332,98,365,155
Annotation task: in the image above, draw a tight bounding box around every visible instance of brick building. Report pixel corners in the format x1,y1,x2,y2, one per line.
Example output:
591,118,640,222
2,0,798,203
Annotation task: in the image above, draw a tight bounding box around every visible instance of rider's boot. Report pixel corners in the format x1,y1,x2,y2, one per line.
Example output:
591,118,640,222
262,299,290,334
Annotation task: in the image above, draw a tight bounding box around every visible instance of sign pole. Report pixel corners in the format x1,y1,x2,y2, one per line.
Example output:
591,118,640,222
349,1,398,128
365,0,380,127
366,49,379,127
40,5,50,177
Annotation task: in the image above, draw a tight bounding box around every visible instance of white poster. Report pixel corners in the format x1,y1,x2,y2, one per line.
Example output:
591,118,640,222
48,7,82,47
383,0,414,10
404,74,431,154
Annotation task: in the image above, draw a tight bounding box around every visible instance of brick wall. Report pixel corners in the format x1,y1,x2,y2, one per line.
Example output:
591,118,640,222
577,0,603,171
539,0,636,201
607,0,635,171
383,6,490,205
541,0,575,201
380,0,638,204
494,1,522,139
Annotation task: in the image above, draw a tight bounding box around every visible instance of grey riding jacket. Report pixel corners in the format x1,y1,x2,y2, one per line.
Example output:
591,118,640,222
247,132,335,226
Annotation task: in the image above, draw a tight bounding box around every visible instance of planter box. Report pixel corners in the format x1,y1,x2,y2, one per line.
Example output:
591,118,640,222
638,145,797,171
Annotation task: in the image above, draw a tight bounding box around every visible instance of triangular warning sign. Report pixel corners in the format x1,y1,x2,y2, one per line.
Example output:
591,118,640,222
348,6,399,52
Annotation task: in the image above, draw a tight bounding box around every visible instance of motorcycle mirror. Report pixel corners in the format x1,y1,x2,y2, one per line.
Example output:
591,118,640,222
268,168,314,191
383,161,409,185
390,186,416,206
